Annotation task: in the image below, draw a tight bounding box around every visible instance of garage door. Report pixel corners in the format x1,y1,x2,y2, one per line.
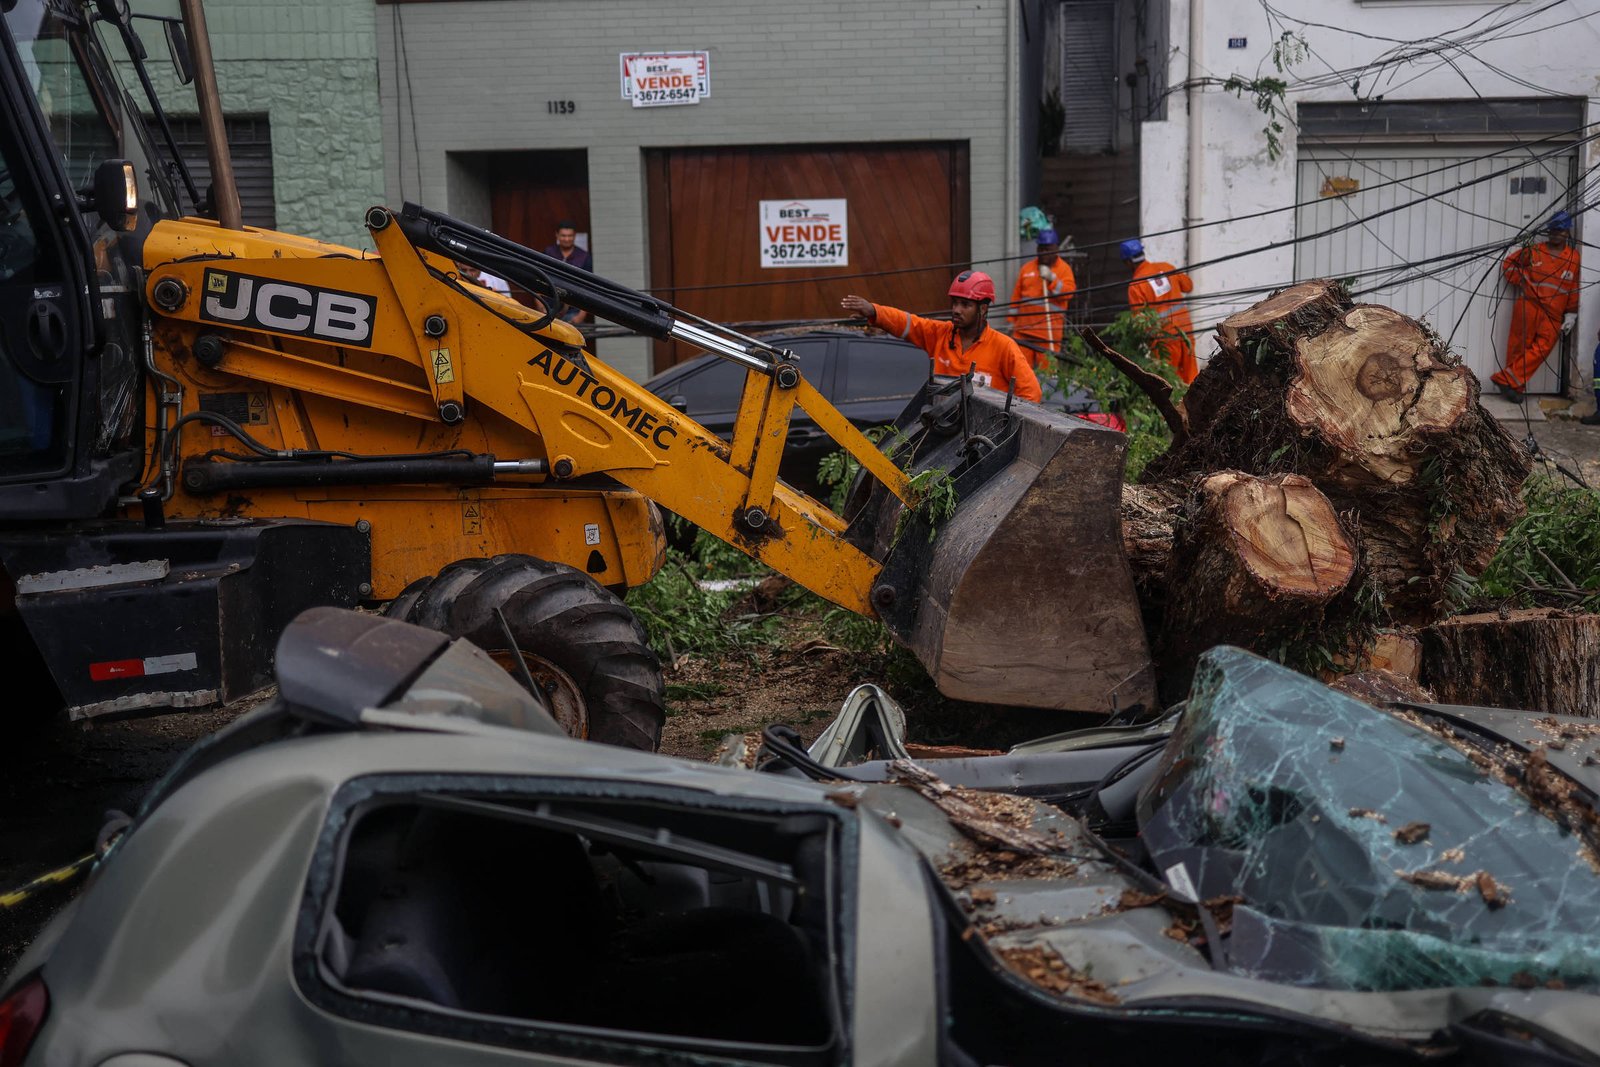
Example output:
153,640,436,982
150,114,276,230
1294,143,1578,393
645,142,969,370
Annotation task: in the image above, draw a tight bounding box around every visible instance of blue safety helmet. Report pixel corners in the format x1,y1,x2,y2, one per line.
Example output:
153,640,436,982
1119,237,1145,261
1548,210,1574,232
1036,227,1060,247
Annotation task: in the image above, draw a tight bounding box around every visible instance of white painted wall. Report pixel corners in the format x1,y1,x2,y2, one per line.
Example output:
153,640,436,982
1140,0,1600,382
377,0,1023,381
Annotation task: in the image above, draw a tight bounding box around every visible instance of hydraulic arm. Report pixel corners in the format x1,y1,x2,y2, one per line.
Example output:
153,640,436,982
141,204,1155,713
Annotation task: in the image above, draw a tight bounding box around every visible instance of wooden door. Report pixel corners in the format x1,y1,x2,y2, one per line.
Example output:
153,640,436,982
489,149,591,262
646,142,970,370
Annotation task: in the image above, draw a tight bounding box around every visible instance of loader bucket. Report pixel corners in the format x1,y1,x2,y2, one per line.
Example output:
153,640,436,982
848,378,1156,714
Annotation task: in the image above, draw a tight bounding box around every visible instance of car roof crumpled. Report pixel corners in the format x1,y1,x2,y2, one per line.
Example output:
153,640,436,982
1138,648,1600,993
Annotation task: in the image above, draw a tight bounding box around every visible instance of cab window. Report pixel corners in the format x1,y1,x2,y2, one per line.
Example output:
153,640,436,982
6,0,121,189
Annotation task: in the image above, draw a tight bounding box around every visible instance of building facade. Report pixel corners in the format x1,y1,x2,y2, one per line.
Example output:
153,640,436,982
1136,0,1598,392
376,0,1028,379
131,0,386,248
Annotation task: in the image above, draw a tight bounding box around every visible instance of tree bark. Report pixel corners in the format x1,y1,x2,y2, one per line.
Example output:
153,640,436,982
1143,280,1528,624
1116,281,1530,695
1156,471,1355,700
1421,608,1600,716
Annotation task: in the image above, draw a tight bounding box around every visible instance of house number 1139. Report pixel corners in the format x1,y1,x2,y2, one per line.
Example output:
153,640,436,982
547,100,576,115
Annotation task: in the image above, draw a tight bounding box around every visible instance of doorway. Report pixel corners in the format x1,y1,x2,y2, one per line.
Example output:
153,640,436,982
488,149,591,266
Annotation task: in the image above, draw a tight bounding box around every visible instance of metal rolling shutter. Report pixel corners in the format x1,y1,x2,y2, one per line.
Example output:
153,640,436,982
147,114,276,229
1059,0,1117,153
1295,144,1578,394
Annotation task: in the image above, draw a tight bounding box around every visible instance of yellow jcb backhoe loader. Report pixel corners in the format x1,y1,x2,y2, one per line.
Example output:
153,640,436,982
0,0,1154,748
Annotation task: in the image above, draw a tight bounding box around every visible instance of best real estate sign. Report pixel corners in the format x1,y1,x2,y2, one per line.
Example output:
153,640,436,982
759,199,849,268
619,52,710,107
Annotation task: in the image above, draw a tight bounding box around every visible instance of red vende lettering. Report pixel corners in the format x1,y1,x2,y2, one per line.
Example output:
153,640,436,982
828,224,842,240
765,226,782,242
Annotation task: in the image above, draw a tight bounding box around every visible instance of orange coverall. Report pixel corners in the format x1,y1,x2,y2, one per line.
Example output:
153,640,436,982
1009,257,1077,369
1127,260,1197,384
1490,240,1580,392
871,303,1042,402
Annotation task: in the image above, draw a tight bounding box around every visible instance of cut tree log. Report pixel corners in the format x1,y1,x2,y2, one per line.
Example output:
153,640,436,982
1157,471,1356,700
1142,280,1529,625
1109,280,1529,697
1420,608,1600,716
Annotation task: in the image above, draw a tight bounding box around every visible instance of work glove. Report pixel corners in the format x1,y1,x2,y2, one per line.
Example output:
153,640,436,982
1038,265,1055,283
1563,313,1578,336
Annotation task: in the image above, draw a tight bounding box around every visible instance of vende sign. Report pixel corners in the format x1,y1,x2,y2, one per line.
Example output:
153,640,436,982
620,51,710,108
760,199,848,268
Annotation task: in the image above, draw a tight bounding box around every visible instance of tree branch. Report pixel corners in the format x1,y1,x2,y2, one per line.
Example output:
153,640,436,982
1081,328,1189,444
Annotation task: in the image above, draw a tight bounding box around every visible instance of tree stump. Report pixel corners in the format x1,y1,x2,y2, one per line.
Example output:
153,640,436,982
1421,609,1600,716
1157,472,1355,700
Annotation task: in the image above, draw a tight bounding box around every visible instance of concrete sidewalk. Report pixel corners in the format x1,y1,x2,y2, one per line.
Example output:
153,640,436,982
1490,392,1600,486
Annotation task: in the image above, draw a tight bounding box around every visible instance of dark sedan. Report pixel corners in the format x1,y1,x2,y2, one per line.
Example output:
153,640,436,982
643,330,931,499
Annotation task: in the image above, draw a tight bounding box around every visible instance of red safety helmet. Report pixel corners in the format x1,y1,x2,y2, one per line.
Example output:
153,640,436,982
948,270,996,302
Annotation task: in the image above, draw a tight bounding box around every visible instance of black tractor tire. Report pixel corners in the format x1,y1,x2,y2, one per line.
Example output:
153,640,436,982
385,554,665,750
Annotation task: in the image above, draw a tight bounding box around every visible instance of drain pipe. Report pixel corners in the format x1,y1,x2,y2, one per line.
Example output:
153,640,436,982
1186,0,1205,274
178,0,242,230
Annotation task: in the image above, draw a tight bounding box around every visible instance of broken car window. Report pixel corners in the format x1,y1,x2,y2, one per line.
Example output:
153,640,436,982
1137,647,1600,992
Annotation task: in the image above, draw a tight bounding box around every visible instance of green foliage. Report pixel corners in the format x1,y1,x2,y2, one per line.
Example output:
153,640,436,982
1053,310,1181,481
625,532,778,662
1271,575,1390,678
665,681,727,701
817,424,904,512
820,605,892,654
894,468,958,544
1473,477,1600,610
1218,32,1306,162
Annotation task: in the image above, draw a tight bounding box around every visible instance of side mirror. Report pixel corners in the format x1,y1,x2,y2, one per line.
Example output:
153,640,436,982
164,20,194,85
668,394,689,413
90,159,139,231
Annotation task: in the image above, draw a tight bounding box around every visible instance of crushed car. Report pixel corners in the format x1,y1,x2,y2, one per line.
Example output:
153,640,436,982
4,608,1599,1065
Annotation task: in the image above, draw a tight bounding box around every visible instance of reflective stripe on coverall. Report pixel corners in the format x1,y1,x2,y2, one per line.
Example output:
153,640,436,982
1009,257,1077,369
1490,241,1580,391
1127,260,1198,384
870,303,1043,402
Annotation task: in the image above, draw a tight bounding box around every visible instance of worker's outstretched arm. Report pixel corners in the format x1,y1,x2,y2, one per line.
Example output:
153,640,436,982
841,295,944,353
1174,270,1194,295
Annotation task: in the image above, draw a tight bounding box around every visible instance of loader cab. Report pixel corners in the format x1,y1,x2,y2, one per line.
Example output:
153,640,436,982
0,0,180,519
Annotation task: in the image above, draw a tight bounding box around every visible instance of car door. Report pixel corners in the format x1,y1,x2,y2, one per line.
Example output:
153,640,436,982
652,339,834,496
831,336,931,432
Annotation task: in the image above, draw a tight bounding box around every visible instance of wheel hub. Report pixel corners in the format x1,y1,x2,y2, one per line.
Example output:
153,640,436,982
489,649,588,738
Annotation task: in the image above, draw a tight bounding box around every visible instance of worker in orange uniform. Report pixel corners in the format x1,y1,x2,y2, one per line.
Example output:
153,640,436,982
840,271,1042,402
1490,211,1581,395
1008,227,1076,369
1121,238,1198,384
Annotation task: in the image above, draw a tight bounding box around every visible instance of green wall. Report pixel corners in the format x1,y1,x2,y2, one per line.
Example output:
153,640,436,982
126,0,383,248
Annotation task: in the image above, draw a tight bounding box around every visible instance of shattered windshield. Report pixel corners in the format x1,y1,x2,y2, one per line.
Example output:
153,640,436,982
1137,647,1600,992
